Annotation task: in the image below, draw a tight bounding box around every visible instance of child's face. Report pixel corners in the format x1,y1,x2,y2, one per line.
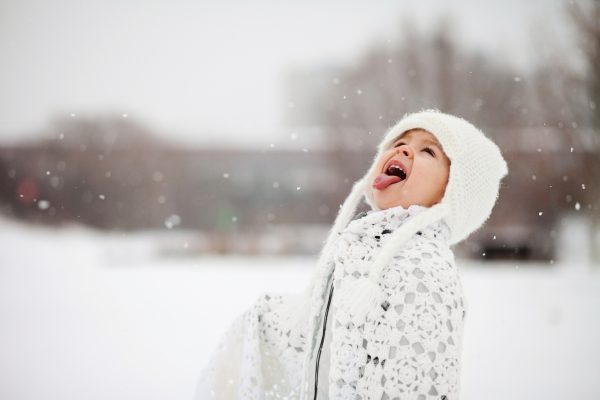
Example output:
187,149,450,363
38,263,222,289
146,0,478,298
371,129,450,210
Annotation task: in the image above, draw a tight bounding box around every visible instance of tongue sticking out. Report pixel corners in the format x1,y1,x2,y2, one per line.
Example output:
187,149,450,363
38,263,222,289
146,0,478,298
372,173,402,190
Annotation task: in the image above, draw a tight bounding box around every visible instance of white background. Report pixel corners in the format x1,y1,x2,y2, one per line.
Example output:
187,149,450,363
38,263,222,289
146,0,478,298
1,216,598,400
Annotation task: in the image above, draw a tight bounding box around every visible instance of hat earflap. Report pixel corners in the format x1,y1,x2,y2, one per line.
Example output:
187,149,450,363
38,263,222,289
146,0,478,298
289,177,369,334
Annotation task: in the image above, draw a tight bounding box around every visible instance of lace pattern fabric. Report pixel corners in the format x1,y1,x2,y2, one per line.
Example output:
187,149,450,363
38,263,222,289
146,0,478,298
195,290,310,399
326,206,464,399
195,205,466,400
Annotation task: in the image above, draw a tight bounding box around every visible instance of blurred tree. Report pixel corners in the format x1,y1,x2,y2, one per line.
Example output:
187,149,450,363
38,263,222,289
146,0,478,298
566,0,600,263
286,15,534,199
568,0,600,129
0,115,172,229
313,17,531,148
0,120,341,237
46,114,167,152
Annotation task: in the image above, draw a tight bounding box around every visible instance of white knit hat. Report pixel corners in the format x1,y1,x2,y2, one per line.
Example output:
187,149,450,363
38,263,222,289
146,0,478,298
313,109,509,323
364,108,509,245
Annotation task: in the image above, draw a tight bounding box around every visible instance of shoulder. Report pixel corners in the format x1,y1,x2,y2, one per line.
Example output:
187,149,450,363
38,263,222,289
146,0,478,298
383,234,462,306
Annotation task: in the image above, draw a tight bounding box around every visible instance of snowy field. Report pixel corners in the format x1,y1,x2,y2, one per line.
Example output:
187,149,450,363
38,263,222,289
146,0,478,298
1,217,599,400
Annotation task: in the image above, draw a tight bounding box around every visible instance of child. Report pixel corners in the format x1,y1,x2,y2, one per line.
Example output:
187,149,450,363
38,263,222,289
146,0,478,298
195,109,508,400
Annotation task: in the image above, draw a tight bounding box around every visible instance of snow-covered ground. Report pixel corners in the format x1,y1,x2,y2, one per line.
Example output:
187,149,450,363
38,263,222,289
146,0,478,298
0,217,599,400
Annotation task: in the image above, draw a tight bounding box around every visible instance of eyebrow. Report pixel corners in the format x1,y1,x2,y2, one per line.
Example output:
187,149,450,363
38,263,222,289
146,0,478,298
422,138,443,149
393,136,443,149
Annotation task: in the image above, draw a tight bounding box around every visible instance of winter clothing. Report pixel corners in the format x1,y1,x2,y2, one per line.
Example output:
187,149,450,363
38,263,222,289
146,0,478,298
196,205,460,399
194,109,508,400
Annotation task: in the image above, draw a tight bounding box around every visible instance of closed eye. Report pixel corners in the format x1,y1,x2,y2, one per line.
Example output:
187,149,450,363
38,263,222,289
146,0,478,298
393,141,405,148
423,147,435,156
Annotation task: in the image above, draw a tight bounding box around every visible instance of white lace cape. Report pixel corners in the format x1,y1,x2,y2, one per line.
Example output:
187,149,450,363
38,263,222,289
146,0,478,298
195,205,466,400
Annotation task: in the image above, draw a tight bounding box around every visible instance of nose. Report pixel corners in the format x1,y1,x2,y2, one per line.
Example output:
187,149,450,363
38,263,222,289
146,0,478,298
396,144,413,159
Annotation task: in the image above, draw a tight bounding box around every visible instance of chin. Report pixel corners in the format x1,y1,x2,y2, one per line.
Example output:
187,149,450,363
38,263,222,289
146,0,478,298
373,194,408,210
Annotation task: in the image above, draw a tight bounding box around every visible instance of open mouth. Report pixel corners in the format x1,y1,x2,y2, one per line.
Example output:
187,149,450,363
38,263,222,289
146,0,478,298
385,162,407,181
372,159,409,190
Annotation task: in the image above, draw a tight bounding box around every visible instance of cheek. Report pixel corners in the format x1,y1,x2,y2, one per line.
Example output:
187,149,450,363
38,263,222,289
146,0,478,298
380,149,396,164
433,166,450,193
411,163,448,190
374,150,395,173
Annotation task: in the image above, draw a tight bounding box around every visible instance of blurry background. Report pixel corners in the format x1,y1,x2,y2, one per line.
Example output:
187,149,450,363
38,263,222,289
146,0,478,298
0,0,599,399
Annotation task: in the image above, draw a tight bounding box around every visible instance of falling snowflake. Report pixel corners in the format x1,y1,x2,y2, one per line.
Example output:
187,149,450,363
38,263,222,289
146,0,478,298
50,176,60,188
164,214,181,229
98,194,105,200
37,200,50,210
153,171,164,182
575,202,581,211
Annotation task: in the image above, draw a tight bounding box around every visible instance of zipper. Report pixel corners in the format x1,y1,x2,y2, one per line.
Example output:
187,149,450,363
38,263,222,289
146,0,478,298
313,281,334,400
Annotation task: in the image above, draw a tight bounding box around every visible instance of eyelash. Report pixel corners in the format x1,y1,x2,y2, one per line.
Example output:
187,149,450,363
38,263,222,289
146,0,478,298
393,142,436,157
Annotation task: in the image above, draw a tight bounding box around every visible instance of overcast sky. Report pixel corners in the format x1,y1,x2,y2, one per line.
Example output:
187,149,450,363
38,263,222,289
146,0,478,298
0,0,569,147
